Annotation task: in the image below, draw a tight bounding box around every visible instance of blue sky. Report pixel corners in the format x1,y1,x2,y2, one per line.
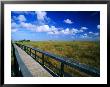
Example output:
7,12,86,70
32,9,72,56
11,11,100,41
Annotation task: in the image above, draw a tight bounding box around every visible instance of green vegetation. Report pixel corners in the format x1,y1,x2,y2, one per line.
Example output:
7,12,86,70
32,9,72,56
17,41,100,68
15,40,100,76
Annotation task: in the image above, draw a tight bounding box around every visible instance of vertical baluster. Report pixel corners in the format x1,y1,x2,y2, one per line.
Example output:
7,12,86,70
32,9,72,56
35,50,36,60
24,46,25,51
30,48,31,56
60,63,64,77
42,53,44,66
27,47,29,54
27,47,30,54
25,46,26,52
27,47,28,54
27,47,28,53
23,45,24,50
26,46,27,53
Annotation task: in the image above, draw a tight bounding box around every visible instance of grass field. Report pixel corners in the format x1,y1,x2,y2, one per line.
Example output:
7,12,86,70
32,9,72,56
13,41,100,76
17,41,100,69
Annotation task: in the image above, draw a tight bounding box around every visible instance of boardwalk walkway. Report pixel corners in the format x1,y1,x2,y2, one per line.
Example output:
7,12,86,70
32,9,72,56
14,44,52,77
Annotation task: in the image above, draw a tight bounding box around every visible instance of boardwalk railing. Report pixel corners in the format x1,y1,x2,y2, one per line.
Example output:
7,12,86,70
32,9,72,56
15,43,100,77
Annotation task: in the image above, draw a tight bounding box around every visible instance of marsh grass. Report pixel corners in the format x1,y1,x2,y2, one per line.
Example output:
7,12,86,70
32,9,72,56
17,41,100,76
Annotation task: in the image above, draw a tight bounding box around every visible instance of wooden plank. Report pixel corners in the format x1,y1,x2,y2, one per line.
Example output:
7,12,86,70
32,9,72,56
14,44,52,77
16,43,100,77
14,44,33,77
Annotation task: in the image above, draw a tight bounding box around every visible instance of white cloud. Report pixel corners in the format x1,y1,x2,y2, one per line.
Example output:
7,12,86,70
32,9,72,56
48,31,54,34
35,11,47,21
79,29,83,32
53,31,60,35
11,22,20,29
48,31,60,35
81,27,88,30
60,28,71,35
94,32,99,36
19,22,51,32
84,33,87,36
20,22,36,31
64,19,73,24
11,29,18,32
13,16,18,21
89,32,93,34
36,25,50,32
97,25,100,29
18,15,26,22
71,28,83,34
20,22,51,32
81,33,88,38
47,26,59,35
12,20,85,36
50,26,58,31
48,27,84,35
71,28,79,33
89,31,99,36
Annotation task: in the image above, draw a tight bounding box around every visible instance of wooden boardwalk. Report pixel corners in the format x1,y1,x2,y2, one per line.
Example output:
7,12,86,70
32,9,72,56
14,44,52,77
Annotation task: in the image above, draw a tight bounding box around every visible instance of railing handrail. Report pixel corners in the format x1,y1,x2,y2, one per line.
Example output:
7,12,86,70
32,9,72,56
15,43,100,77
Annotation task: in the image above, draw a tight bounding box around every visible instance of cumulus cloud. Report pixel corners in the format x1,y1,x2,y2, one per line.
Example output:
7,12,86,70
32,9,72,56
12,15,27,22
89,31,99,36
36,25,50,32
64,19,73,24
35,11,47,21
89,32,93,34
20,22,37,31
60,28,71,34
72,28,83,34
11,22,19,28
81,27,88,30
18,15,26,22
48,27,84,35
19,22,55,33
97,25,100,29
48,31,54,34
94,32,99,36
11,29,18,32
11,21,85,36
81,33,88,38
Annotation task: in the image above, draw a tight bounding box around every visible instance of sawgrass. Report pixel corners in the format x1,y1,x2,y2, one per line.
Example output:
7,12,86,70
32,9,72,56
16,41,100,76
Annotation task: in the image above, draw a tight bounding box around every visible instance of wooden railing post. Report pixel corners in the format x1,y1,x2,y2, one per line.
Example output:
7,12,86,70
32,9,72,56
30,48,31,56
12,43,22,76
25,46,26,52
24,46,25,51
60,63,64,77
21,45,22,48
23,45,24,50
22,45,23,49
27,47,29,54
42,53,44,66
15,43,100,77
26,47,27,53
35,50,36,59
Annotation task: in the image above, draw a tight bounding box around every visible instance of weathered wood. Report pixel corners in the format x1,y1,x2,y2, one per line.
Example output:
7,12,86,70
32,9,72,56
42,54,44,66
14,44,33,77
60,63,64,77
16,43,100,77
13,44,52,77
